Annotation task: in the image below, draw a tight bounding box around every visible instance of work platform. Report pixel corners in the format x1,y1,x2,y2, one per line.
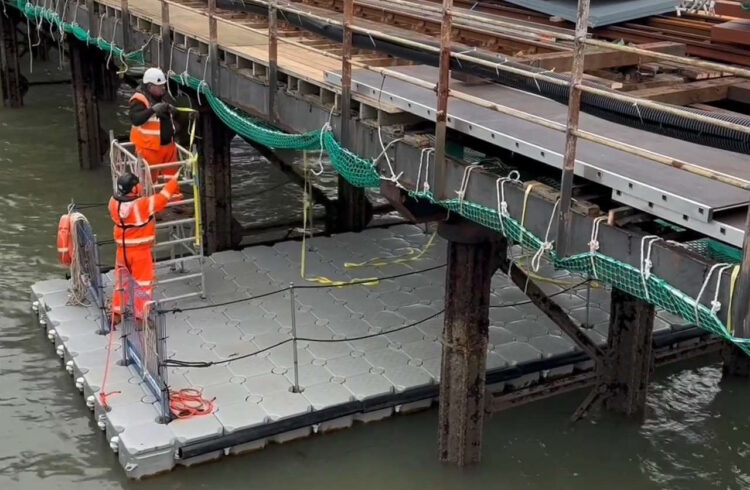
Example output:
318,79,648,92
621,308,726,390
32,224,707,479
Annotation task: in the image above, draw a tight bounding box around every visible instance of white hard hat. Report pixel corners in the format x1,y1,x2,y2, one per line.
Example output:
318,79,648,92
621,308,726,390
143,67,167,86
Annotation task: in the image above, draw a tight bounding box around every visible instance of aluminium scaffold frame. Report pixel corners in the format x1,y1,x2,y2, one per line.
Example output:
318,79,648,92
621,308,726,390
109,131,206,304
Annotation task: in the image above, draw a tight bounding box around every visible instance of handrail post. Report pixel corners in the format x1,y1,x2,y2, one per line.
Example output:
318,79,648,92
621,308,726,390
120,0,130,52
155,304,172,422
93,233,109,334
732,209,750,340
268,0,278,122
434,0,452,200
208,0,219,89
289,282,300,393
555,0,591,258
340,0,353,149
119,267,133,366
160,0,171,72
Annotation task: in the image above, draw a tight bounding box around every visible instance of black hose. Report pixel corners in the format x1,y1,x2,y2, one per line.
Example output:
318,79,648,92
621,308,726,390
217,0,750,155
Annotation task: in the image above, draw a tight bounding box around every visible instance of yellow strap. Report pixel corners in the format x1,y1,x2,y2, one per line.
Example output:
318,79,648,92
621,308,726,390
520,183,537,228
513,253,599,288
727,264,741,335
192,153,202,248
176,107,201,248
305,276,380,288
344,232,437,269
299,151,381,287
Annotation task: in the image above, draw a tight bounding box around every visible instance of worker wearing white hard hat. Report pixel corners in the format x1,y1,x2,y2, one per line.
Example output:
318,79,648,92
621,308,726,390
128,67,181,183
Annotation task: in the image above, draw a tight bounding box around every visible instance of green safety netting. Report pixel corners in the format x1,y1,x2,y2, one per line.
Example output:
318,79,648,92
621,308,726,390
15,0,144,65
412,192,750,355
686,238,743,264
11,1,750,355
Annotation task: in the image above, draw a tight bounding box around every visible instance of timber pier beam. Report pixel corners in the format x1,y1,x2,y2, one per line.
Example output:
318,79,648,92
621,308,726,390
437,218,501,465
723,344,750,377
199,106,241,254
69,40,105,170
601,288,655,416
0,8,23,107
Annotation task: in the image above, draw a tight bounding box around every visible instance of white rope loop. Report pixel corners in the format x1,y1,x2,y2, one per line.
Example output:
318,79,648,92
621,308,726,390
695,262,732,329
312,105,336,177
531,198,559,273
638,235,660,301
494,170,520,237
456,164,484,213
416,147,434,195
711,264,734,315
375,126,404,188
587,216,608,280
105,16,119,70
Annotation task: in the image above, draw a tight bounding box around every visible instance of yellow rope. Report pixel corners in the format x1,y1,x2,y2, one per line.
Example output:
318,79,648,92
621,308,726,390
520,182,537,228
299,151,400,287
514,182,599,288
176,107,202,248
728,264,741,335
344,231,437,268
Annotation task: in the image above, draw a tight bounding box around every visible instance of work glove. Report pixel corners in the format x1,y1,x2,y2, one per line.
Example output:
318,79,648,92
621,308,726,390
152,102,170,117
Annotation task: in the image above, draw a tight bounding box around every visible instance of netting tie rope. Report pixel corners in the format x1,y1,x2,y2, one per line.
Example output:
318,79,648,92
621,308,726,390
48,0,57,37
495,170,520,238
57,0,68,65
711,264,734,315
372,137,404,165
183,47,194,85
105,16,118,70
166,39,177,99
195,50,210,105
26,13,34,73
588,216,607,280
312,105,336,176
456,164,483,214
32,0,42,48
416,147,434,194
95,11,105,47
531,198,559,273
377,124,404,187
695,262,732,331
639,235,661,301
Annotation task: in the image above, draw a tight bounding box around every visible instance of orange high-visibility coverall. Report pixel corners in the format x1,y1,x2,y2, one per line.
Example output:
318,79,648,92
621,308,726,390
109,177,180,319
129,91,179,183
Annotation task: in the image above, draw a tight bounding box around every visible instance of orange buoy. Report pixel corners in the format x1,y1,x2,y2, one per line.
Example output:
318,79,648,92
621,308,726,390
57,214,72,266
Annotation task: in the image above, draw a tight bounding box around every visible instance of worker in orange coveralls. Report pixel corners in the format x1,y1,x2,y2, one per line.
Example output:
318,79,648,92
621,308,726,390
129,67,181,183
109,170,180,324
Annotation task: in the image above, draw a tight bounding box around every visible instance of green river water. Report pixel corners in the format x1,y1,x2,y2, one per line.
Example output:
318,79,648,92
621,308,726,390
1,62,750,490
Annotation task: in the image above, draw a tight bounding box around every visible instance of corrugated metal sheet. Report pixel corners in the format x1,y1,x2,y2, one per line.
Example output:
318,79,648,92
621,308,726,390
502,0,681,27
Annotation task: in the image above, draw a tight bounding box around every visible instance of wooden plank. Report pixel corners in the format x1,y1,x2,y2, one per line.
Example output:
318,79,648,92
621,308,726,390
620,73,687,91
728,81,750,104
711,20,750,47
517,41,687,72
629,77,742,105
715,0,750,20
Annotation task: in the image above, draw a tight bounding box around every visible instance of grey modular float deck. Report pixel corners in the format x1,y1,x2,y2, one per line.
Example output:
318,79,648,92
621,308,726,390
31,224,695,478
